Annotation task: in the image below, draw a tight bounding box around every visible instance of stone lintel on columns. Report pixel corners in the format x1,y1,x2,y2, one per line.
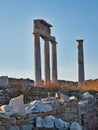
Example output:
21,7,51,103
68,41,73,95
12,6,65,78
41,34,55,42
34,19,52,28
34,19,52,39
33,27,56,42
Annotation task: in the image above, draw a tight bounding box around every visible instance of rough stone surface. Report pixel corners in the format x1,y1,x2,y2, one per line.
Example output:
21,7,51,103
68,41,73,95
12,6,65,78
9,126,20,130
0,126,6,130
0,76,9,88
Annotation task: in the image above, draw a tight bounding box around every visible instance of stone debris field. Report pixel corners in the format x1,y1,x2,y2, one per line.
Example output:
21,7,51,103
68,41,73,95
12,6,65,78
0,84,98,130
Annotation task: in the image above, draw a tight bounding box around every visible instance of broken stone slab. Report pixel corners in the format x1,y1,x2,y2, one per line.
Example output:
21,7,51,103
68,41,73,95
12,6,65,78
44,104,53,112
0,126,6,130
9,126,20,130
36,117,44,127
26,113,37,120
0,112,13,119
21,124,33,130
70,122,82,130
16,119,26,126
69,96,77,101
30,100,52,113
41,97,59,104
49,102,60,111
31,100,45,113
0,121,2,125
0,76,9,88
0,113,17,125
24,78,33,86
9,95,25,114
82,91,94,99
54,118,65,129
0,105,13,112
43,116,54,128
25,104,31,114
60,93,70,102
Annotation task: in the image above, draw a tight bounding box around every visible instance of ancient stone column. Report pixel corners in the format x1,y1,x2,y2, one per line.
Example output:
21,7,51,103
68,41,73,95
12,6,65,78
34,33,42,86
76,40,85,85
44,38,50,84
51,41,58,83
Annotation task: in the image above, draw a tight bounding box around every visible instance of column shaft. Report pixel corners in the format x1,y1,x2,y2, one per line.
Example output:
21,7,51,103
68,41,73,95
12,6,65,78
34,33,42,85
77,40,85,85
44,38,50,84
51,42,58,83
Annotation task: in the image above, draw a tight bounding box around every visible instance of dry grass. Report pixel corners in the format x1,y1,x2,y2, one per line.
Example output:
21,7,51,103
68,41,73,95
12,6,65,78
78,79,98,91
8,78,98,92
41,79,98,92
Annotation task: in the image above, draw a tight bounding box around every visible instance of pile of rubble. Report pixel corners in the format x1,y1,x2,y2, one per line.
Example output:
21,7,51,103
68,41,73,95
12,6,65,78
78,92,98,129
0,76,98,129
0,91,98,130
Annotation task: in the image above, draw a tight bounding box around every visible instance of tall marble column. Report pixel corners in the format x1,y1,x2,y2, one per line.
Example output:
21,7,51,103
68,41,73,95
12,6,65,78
76,40,85,85
44,38,50,84
34,33,42,86
51,41,58,83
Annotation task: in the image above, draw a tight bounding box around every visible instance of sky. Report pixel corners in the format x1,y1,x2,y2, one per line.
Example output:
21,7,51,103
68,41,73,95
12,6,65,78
0,0,98,81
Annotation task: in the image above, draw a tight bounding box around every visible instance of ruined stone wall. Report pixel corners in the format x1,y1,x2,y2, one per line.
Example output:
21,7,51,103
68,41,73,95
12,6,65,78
0,99,79,130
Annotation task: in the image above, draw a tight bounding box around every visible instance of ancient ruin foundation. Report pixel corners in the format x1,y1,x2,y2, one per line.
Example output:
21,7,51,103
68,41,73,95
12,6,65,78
33,19,58,86
76,40,85,85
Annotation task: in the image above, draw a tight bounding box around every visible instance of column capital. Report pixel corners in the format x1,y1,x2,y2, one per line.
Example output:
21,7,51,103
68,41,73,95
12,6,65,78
76,39,84,43
44,37,49,41
51,40,57,44
33,32,40,36
42,35,56,42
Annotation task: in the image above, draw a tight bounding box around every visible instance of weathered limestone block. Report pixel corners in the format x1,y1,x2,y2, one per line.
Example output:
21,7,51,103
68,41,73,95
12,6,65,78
39,128,56,130
0,76,9,88
33,128,39,130
0,105,12,112
16,119,26,126
70,122,82,130
9,95,25,114
0,121,2,125
0,126,6,130
24,79,33,86
43,116,54,128
27,113,37,120
10,114,22,120
9,117,17,124
60,93,70,102
21,124,33,130
9,126,20,130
